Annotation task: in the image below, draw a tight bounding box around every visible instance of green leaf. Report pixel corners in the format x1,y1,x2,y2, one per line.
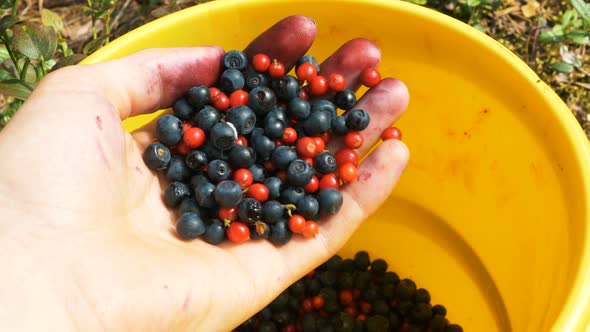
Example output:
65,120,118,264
567,30,590,44
41,9,64,32
562,10,576,27
11,22,58,60
0,0,12,10
0,44,9,61
551,62,575,73
82,34,108,55
0,79,32,100
472,23,486,33
16,58,36,83
467,0,481,7
552,24,565,36
0,15,18,31
572,0,590,24
0,69,11,81
539,30,564,43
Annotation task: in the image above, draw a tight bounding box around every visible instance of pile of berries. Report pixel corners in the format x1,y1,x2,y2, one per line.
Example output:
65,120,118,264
143,50,402,245
234,251,463,332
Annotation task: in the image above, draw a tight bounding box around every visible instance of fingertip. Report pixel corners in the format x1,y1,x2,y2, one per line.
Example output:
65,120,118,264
372,78,410,114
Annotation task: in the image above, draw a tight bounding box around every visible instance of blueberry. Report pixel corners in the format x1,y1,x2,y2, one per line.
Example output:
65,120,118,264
318,188,343,216
223,50,247,70
178,198,204,216
411,302,433,323
432,305,447,317
269,218,292,245
238,198,262,224
251,133,275,160
264,116,285,139
256,321,278,332
143,142,171,170
164,181,192,208
214,180,243,208
192,105,220,133
176,212,206,240
190,174,209,190
226,105,256,135
396,278,417,301
186,85,210,109
446,325,464,332
296,195,319,220
156,114,184,146
415,288,431,303
185,150,208,172
272,75,300,102
301,313,317,332
249,164,266,183
346,109,371,131
204,220,226,245
248,87,276,116
366,315,389,332
313,152,337,174
250,221,270,239
287,159,314,187
219,68,245,95
280,186,305,205
195,179,217,208
430,315,446,332
334,89,357,111
371,258,388,274
199,140,225,161
228,145,256,169
207,159,231,182
331,115,349,135
287,97,311,121
210,122,237,150
166,155,192,182
302,110,331,136
296,55,320,72
311,99,337,119
262,200,285,224
263,176,283,200
245,70,269,91
267,106,288,124
354,251,370,271
172,97,195,120
271,146,297,170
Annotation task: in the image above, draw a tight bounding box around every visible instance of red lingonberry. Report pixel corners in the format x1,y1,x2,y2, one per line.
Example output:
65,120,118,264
344,131,364,149
229,89,248,107
335,148,360,166
233,168,254,189
247,183,269,202
269,59,285,78
296,62,317,82
381,127,402,141
297,137,319,158
328,73,346,92
218,207,238,222
360,67,381,87
303,221,319,238
304,176,319,193
309,75,328,96
282,127,298,144
288,214,307,234
319,173,340,190
183,127,206,149
227,222,250,243
338,162,358,184
252,53,271,72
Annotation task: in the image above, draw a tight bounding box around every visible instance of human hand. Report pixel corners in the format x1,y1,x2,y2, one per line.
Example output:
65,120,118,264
0,15,409,331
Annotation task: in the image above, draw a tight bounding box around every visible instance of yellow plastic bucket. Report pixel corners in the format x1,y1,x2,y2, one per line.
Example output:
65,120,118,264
81,0,590,330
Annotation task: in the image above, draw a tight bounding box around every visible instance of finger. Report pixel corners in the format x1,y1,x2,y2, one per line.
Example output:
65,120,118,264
36,47,225,120
327,78,410,156
243,15,317,71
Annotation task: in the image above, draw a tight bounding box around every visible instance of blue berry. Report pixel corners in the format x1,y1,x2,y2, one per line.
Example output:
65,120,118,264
250,221,270,240
228,145,256,169
271,146,297,170
190,174,209,190
346,109,371,131
199,140,225,161
178,198,206,217
204,220,226,245
214,180,243,208
248,86,276,116
264,116,286,139
263,176,283,200
296,195,319,220
210,122,237,150
176,212,206,240
143,142,171,170
313,152,337,174
156,114,184,146
334,89,357,111
223,50,248,70
238,198,262,224
185,150,208,172
186,85,210,109
245,70,269,91
312,100,337,119
262,200,285,224
269,218,292,245
251,134,275,160
219,68,245,95
318,188,343,216
287,97,311,121
272,75,300,101
225,105,256,135
207,159,231,182
296,55,320,72
195,179,217,208
164,181,192,208
267,106,288,124
166,155,192,182
280,186,305,205
192,105,220,133
249,164,266,183
302,110,331,136
287,159,314,187
331,115,349,136
172,97,195,120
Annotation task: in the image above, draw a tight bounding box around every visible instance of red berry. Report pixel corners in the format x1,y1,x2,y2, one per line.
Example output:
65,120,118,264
252,53,271,72
212,93,229,111
288,214,307,233
229,89,248,107
274,139,284,148
343,306,358,318
276,170,288,183
282,324,296,332
357,314,367,321
301,298,313,313
233,168,254,189
247,183,269,202
304,176,319,193
360,301,372,314
335,148,360,166
381,127,402,141
313,137,325,152
269,59,285,78
227,222,250,243
282,127,298,144
236,135,248,146
352,289,361,299
299,87,310,100
209,87,221,101
328,73,346,92
264,160,276,172
183,122,191,132
320,132,331,144
303,221,319,238
360,67,381,87
219,207,238,221
297,137,319,158
175,140,190,156
303,157,314,167
344,131,364,149
309,75,328,96
338,162,358,184
312,295,325,309
319,173,340,190
296,62,317,82
339,290,354,305
183,127,206,149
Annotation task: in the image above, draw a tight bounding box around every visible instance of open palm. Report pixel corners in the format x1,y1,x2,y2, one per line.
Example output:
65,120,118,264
0,16,409,332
